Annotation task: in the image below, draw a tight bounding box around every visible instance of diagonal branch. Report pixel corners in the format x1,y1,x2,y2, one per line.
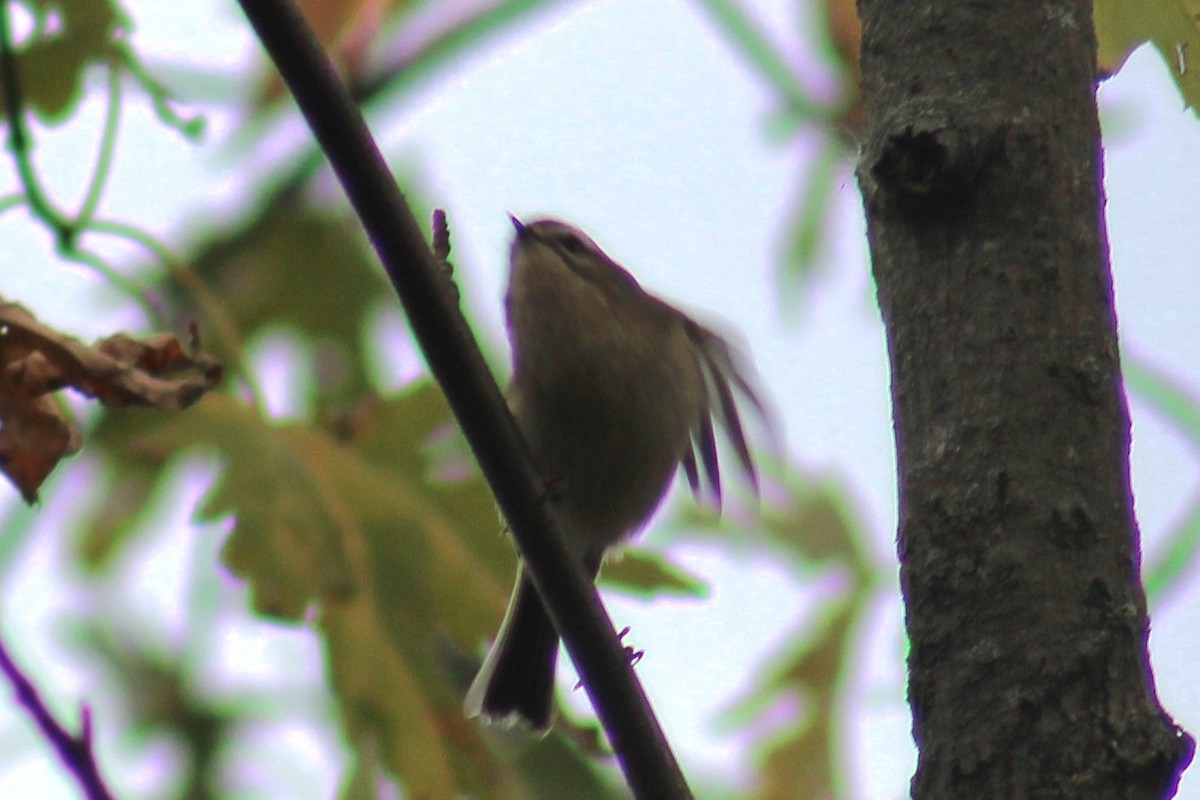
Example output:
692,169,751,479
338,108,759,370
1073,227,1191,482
0,637,116,800
232,0,694,797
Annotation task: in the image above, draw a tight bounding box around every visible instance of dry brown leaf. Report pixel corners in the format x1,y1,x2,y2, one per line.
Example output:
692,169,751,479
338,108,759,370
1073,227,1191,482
0,392,81,504
0,300,223,502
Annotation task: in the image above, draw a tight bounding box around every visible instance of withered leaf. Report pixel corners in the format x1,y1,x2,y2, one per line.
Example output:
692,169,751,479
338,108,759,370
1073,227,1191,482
0,300,223,502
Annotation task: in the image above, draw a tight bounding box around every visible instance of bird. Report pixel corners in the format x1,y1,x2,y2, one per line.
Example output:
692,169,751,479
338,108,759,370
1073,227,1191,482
463,216,765,731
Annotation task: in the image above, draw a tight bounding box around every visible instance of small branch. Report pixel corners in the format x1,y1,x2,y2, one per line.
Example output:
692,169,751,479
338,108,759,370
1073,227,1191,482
0,638,116,800
431,208,451,263
233,0,694,797
0,2,178,327
114,43,205,140
351,0,569,107
74,63,124,229
86,218,268,413
257,1,569,202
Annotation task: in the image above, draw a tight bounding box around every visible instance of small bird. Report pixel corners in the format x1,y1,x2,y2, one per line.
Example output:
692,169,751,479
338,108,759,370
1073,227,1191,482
463,216,765,731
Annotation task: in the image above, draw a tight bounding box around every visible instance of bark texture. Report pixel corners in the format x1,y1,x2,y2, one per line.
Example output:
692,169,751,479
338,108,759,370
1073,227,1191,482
854,1,1194,797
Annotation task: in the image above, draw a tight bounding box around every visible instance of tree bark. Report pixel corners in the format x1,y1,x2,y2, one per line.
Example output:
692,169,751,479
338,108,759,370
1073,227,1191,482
855,1,1195,797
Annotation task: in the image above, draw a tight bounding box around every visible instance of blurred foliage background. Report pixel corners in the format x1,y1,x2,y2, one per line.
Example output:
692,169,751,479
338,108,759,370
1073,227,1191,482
0,1,1196,799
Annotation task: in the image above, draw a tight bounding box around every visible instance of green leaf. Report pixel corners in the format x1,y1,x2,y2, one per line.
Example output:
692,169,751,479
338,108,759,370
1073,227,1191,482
510,731,629,799
16,37,89,120
692,0,822,121
601,549,709,598
338,732,385,800
75,465,163,570
721,597,862,800
1095,0,1151,75
676,470,870,577
1095,0,1200,113
3,0,123,122
778,136,845,308
174,196,392,399
665,467,878,798
87,384,622,796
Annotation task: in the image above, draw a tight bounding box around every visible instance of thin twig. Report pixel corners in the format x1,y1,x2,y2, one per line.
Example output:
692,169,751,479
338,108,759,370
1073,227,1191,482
114,41,205,140
74,63,124,229
0,2,182,328
261,1,569,200
87,218,268,413
0,638,116,800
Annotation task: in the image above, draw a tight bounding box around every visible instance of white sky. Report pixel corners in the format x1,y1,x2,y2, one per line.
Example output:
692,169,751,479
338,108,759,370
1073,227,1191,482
1,1,1198,798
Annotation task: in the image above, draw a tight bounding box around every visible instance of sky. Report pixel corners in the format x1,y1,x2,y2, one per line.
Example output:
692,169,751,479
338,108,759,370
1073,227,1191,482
1,1,1199,798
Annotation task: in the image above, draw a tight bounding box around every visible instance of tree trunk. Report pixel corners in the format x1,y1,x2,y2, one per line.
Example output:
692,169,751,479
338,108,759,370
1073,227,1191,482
854,0,1195,796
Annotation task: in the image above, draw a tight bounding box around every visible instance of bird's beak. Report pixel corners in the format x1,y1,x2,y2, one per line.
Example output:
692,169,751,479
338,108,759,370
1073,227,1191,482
509,214,527,239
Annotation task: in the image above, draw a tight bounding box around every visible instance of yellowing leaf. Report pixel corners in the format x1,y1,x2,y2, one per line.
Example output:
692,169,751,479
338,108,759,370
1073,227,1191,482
1095,0,1200,113
1095,0,1151,75
91,387,552,795
676,471,868,574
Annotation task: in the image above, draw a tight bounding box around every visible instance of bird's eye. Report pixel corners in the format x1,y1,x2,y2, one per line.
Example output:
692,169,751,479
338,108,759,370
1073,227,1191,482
558,234,588,255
